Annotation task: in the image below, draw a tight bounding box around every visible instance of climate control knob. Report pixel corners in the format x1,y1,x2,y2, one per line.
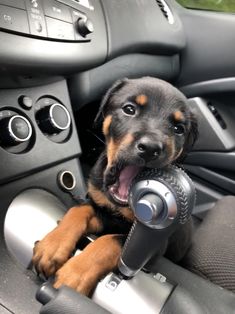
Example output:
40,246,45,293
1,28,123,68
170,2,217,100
0,115,32,146
76,18,94,37
36,103,71,134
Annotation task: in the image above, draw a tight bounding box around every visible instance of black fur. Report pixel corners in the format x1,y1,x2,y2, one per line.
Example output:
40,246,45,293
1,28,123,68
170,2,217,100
33,77,198,294
89,77,198,210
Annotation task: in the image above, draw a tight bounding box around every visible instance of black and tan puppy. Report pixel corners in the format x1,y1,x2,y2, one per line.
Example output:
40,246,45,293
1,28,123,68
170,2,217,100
33,77,197,296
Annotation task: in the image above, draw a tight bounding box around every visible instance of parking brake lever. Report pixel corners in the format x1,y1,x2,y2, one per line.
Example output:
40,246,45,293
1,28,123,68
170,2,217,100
118,165,196,278
36,282,111,314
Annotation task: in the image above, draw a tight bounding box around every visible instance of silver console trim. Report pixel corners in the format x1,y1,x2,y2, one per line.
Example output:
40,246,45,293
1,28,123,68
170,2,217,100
4,189,66,268
92,271,173,314
4,188,174,314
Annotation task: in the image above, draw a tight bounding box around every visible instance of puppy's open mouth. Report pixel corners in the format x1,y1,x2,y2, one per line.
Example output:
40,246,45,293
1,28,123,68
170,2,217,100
108,165,141,205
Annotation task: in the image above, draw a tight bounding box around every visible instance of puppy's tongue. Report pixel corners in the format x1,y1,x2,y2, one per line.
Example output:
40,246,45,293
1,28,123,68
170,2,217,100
117,165,141,200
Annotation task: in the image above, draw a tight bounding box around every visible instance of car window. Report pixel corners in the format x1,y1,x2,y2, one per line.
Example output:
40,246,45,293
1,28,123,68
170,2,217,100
176,0,235,13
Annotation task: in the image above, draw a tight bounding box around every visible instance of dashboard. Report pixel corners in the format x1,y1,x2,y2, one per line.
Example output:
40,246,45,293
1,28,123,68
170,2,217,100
0,0,185,87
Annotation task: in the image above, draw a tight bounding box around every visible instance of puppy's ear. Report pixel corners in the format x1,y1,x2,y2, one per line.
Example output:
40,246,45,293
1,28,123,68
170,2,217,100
94,78,128,125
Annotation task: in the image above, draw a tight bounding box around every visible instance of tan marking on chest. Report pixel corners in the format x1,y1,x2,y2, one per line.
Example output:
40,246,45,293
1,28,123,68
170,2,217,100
88,182,115,209
119,207,135,221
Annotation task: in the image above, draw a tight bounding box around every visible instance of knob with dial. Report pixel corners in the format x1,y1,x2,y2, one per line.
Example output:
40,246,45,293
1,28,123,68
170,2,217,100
0,115,33,146
36,103,71,135
76,18,94,37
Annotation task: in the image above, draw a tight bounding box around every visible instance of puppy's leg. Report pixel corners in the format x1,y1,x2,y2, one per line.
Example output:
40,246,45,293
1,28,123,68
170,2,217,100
33,204,102,278
54,234,124,296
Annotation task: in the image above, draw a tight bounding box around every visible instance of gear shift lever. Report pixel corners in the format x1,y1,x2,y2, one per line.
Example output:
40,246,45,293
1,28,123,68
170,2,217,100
36,165,195,314
118,165,196,278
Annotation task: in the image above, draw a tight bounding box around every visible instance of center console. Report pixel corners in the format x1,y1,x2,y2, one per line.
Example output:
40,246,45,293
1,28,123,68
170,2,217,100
0,79,87,313
0,1,106,312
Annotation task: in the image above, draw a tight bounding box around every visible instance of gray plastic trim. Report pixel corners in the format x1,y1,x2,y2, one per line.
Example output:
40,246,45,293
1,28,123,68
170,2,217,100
101,0,185,59
185,165,235,195
176,6,235,86
69,54,180,109
181,77,235,98
185,151,235,170
188,97,235,151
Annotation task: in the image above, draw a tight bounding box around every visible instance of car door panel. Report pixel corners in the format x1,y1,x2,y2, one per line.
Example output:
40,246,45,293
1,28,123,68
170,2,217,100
168,2,235,209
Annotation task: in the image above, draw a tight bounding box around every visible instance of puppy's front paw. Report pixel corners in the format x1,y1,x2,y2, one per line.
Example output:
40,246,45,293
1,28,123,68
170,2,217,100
32,229,76,278
53,235,123,296
53,254,99,296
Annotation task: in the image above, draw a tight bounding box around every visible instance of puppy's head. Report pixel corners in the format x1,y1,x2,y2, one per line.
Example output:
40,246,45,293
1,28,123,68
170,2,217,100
96,77,197,205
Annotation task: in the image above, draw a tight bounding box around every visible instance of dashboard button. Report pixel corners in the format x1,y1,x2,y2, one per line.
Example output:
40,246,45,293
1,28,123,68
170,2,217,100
45,17,75,41
0,5,29,34
28,16,47,36
0,0,25,10
42,0,72,23
18,96,33,110
25,0,47,37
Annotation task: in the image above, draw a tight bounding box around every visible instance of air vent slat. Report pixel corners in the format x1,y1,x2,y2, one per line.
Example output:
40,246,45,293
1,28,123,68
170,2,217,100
156,0,174,24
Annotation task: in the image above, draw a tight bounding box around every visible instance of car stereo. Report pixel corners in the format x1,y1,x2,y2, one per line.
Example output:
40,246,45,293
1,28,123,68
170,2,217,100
0,0,94,41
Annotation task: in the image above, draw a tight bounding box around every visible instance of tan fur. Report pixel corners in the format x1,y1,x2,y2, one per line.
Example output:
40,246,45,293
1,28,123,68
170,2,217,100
135,94,148,106
166,137,175,162
107,134,134,168
88,183,134,221
32,205,102,277
119,207,135,221
54,234,123,296
102,115,112,137
107,138,119,168
173,110,184,122
88,182,115,209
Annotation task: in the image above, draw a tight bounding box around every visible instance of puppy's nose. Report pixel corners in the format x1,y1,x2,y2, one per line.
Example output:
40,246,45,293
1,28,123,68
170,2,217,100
136,137,163,161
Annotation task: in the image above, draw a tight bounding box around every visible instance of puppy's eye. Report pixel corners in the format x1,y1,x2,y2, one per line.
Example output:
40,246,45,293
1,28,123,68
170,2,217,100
173,123,185,135
122,103,136,116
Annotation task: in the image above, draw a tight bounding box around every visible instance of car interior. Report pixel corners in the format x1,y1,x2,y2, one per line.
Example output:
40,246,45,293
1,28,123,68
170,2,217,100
0,0,235,313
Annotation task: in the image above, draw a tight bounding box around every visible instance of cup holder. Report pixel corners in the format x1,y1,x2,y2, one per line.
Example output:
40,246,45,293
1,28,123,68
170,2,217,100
4,189,66,268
